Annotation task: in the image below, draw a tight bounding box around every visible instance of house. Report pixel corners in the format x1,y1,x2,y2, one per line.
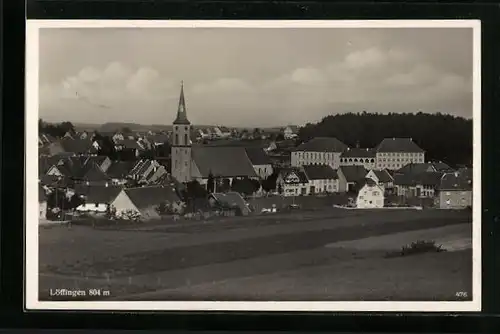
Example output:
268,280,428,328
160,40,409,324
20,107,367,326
291,137,349,169
85,156,112,173
356,178,385,209
283,126,298,140
44,156,111,186
244,147,273,179
209,192,251,216
128,159,163,184
436,169,472,209
39,141,66,157
214,126,232,139
114,139,142,157
112,132,125,143
105,161,136,185
393,171,443,199
337,166,368,193
365,169,394,194
375,138,425,170
276,168,310,197
340,148,376,170
77,131,89,140
302,164,339,194
110,185,181,220
39,184,48,219
396,162,454,175
74,184,123,213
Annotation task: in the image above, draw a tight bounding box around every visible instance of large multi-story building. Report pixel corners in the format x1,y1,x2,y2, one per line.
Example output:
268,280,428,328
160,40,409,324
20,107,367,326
374,138,425,171
340,147,376,170
290,137,349,169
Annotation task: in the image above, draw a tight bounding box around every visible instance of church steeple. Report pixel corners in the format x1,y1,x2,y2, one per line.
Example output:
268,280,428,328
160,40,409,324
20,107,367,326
173,81,190,125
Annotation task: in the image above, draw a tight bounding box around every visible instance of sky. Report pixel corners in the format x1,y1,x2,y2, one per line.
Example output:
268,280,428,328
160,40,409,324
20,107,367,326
38,27,474,127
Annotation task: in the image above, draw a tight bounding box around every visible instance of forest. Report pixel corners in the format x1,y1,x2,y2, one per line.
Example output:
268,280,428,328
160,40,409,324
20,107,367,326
297,112,473,167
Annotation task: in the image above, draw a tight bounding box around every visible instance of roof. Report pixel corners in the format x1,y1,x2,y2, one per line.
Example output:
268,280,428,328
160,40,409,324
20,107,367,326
82,163,111,182
192,146,257,178
372,169,394,183
85,156,109,166
280,168,309,184
74,185,123,204
173,82,190,125
211,192,250,213
341,148,376,158
106,161,135,179
339,165,368,182
116,139,141,150
60,138,95,154
147,134,170,145
294,137,348,153
439,170,472,191
375,138,424,153
125,186,180,209
302,165,338,180
393,173,416,186
358,177,379,189
245,147,272,165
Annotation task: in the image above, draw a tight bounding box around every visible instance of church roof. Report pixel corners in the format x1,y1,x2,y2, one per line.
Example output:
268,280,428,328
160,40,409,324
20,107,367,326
192,146,257,178
173,81,190,125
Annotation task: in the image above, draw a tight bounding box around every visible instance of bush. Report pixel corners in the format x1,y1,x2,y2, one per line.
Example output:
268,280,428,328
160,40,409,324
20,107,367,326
385,240,446,258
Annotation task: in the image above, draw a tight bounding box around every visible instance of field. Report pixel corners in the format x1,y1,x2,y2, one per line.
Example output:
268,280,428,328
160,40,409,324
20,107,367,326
38,207,473,302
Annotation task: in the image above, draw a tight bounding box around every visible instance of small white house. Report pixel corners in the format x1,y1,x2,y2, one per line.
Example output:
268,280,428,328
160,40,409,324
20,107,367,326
283,126,298,140
356,178,385,209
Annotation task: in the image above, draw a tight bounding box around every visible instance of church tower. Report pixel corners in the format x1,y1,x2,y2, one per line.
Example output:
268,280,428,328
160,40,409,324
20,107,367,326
171,81,192,183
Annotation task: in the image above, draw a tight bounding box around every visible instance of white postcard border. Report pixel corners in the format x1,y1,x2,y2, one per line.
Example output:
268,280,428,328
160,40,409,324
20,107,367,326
25,19,482,312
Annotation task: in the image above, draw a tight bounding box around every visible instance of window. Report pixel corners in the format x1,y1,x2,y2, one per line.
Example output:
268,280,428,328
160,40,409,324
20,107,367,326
95,203,98,208
175,134,179,145
373,191,379,196
359,196,364,199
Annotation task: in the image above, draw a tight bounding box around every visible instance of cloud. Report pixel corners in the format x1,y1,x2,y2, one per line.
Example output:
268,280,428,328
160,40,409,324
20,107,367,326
39,47,472,126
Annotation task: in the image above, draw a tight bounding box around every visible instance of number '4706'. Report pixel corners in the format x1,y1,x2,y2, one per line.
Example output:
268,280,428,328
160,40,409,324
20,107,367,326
455,291,468,298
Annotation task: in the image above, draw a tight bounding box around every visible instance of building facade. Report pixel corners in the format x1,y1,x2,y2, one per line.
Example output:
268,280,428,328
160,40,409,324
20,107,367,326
291,137,349,169
375,138,425,170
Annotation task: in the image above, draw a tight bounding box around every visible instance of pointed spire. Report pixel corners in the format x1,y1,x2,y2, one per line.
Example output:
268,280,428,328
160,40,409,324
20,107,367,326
173,81,190,125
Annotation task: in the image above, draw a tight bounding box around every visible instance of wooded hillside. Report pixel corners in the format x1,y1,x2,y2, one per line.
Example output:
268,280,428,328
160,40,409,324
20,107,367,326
298,112,473,167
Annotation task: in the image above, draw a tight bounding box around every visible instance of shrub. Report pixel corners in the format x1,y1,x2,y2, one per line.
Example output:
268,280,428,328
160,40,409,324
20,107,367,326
385,240,446,258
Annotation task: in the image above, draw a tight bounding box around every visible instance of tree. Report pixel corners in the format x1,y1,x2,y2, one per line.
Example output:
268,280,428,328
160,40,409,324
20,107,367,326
231,178,257,196
262,173,278,193
277,183,283,195
121,127,132,134
275,133,285,141
207,171,215,193
184,180,208,212
217,178,231,193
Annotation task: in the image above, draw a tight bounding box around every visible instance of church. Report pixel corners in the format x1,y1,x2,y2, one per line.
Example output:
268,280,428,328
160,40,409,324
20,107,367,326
170,82,262,186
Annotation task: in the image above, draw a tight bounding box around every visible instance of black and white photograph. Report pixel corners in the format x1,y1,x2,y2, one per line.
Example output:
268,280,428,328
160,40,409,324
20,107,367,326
25,20,481,312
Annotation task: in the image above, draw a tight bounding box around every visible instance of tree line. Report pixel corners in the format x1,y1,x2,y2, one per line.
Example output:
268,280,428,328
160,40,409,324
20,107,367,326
297,112,473,167
39,119,76,138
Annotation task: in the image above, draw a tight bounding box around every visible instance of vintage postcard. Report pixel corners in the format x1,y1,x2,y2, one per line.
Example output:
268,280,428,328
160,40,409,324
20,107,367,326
26,20,481,312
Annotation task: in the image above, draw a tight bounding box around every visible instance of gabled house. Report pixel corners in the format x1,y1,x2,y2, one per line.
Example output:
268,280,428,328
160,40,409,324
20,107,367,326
356,178,385,209
276,167,309,197
214,126,232,139
59,138,100,156
244,147,273,179
302,164,339,194
365,169,394,193
110,185,181,220
208,192,251,216
283,126,298,140
39,141,66,157
337,165,368,193
114,139,141,157
105,161,136,185
128,159,162,183
436,169,472,209
74,184,123,213
112,132,125,143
